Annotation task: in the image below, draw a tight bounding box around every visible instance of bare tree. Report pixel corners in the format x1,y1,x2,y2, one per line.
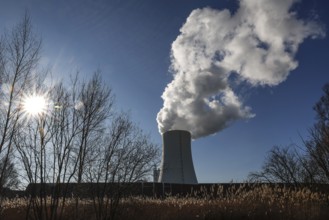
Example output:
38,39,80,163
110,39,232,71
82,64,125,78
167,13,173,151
248,145,305,184
14,72,115,220
0,13,41,215
304,83,329,183
85,113,159,220
68,73,114,219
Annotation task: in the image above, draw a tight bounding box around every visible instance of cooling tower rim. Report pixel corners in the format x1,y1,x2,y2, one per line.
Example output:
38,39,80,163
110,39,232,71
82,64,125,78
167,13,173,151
163,130,191,136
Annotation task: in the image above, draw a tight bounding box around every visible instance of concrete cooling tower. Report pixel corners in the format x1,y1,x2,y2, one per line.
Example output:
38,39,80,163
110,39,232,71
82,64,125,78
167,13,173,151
158,130,198,184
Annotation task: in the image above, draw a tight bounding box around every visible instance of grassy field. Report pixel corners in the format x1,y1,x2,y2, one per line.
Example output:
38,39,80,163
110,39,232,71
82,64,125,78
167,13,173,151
1,184,329,220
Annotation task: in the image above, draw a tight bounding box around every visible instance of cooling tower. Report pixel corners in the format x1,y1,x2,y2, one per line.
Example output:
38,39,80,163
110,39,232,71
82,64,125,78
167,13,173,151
158,130,198,184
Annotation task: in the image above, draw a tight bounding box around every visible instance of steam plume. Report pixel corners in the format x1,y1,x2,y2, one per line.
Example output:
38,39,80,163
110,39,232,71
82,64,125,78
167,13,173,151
157,0,325,139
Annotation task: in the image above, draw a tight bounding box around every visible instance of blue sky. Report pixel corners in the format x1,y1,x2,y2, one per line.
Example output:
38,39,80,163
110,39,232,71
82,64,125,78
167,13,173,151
1,0,328,183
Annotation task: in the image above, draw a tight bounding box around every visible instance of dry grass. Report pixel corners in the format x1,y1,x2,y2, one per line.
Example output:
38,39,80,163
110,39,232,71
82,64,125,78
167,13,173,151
1,184,329,220
121,184,329,220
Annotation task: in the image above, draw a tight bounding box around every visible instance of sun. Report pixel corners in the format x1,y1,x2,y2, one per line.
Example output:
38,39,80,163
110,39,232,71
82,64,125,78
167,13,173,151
22,95,47,116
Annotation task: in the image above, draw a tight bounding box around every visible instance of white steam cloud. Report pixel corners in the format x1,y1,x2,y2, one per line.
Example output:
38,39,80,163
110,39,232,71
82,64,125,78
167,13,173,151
157,0,325,139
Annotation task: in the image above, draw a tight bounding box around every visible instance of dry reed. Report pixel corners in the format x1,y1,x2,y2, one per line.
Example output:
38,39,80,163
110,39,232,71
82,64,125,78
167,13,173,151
1,184,328,220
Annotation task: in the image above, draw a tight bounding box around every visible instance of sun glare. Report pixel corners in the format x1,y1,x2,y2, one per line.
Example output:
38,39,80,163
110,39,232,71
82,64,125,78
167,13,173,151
23,95,47,116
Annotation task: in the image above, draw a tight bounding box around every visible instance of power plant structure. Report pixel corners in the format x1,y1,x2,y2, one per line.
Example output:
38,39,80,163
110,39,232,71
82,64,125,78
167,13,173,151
158,130,198,184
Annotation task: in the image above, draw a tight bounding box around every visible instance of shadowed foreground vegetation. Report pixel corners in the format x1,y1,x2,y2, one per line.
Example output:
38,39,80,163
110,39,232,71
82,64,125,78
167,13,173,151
1,184,329,220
